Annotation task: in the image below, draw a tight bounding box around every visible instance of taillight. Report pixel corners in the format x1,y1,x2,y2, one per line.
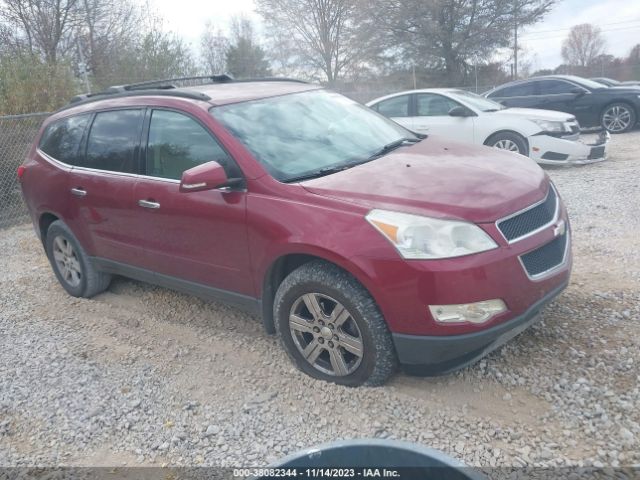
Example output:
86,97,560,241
17,165,26,180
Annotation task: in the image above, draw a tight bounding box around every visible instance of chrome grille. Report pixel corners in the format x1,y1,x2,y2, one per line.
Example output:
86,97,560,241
497,187,557,242
520,231,568,278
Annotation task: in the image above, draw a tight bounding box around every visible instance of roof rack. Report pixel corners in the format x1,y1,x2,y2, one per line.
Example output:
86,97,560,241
62,74,310,110
106,74,236,93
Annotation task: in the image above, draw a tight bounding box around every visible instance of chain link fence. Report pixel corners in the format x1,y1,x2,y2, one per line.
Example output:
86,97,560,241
0,112,50,228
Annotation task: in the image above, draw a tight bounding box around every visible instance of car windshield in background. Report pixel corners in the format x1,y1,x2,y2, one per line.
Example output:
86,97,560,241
210,90,413,182
450,90,505,112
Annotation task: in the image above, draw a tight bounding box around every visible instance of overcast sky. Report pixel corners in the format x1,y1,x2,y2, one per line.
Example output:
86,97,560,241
153,0,640,71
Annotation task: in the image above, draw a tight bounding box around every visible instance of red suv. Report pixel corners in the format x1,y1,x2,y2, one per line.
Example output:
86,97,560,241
19,76,571,386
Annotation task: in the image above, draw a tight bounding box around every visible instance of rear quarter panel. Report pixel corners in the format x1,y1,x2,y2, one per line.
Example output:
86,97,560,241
20,141,73,242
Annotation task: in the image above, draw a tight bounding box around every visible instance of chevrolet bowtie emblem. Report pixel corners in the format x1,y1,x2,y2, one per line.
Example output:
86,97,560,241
553,220,566,237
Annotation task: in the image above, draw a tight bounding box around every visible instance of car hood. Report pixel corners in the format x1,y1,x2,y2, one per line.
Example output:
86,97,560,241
601,86,640,92
492,107,575,122
301,136,549,223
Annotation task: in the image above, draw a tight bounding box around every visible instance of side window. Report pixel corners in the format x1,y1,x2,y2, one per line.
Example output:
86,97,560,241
538,80,578,94
416,94,460,116
39,114,91,165
85,109,143,173
146,109,236,180
489,82,536,98
374,95,410,118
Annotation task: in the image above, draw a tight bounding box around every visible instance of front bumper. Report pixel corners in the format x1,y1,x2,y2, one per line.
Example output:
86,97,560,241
392,280,568,375
529,131,609,165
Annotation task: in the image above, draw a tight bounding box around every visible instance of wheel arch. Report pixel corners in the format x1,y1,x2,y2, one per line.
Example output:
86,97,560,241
38,212,60,248
260,249,379,335
483,129,530,154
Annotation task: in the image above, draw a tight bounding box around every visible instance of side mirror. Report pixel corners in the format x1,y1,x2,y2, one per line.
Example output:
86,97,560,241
570,88,586,96
180,161,238,193
448,106,472,117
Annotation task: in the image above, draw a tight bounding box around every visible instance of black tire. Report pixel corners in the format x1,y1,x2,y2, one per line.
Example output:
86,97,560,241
274,260,397,386
600,102,636,134
45,220,111,298
486,132,529,156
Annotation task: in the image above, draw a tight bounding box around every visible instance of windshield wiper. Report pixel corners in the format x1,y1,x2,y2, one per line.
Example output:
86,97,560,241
284,164,355,183
283,137,422,183
367,137,421,160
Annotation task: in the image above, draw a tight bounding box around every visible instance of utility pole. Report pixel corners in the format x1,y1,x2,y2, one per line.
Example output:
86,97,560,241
514,20,518,80
474,62,478,93
412,64,417,89
76,37,91,93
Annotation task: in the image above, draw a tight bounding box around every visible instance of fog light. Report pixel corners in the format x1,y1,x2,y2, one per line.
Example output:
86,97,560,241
429,300,507,324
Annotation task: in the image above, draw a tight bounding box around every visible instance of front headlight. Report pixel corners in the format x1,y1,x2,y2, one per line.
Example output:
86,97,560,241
366,209,497,260
532,119,569,133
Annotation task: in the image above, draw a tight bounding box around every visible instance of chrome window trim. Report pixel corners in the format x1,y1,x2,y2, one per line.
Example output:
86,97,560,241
518,229,570,282
495,183,559,244
37,148,180,184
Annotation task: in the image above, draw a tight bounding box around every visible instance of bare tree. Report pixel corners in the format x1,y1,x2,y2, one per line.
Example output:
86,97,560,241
200,20,229,75
76,0,141,88
0,0,80,64
561,23,606,68
256,0,368,85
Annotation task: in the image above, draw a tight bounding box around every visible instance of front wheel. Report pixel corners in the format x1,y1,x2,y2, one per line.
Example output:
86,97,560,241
274,261,397,386
486,132,528,156
601,103,636,133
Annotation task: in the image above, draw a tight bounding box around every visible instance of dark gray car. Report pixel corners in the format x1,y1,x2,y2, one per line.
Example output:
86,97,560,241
485,75,640,133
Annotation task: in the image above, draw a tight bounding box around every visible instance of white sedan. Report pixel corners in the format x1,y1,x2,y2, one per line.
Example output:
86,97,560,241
366,89,609,165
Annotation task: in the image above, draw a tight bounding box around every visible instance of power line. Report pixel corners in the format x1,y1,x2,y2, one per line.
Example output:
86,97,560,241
521,24,640,41
520,18,640,38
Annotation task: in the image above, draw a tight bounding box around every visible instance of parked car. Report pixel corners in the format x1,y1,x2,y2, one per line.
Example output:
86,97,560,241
484,75,640,133
19,76,571,386
367,88,608,165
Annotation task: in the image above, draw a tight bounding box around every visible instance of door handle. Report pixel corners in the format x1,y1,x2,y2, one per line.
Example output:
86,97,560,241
70,187,87,197
138,199,160,209
414,125,430,131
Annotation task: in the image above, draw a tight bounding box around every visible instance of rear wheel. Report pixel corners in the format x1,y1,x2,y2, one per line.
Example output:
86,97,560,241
486,132,528,156
274,261,397,386
45,220,111,298
601,103,636,133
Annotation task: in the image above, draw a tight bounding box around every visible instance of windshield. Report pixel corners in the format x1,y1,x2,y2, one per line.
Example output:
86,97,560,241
449,90,505,111
210,90,414,182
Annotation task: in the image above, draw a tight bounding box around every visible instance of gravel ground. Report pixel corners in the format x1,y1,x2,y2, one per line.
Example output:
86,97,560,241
0,131,639,471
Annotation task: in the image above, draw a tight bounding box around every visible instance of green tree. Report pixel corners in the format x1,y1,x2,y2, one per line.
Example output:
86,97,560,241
362,0,555,85
225,16,270,78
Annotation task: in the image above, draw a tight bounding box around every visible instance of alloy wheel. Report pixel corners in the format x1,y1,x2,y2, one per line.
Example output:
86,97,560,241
602,105,632,133
52,235,82,287
288,293,364,376
493,139,520,152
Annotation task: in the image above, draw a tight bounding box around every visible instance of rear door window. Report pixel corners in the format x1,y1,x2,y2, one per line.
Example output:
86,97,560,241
84,109,143,173
489,82,537,98
416,94,460,116
373,95,410,117
145,109,237,180
537,80,578,94
39,114,91,165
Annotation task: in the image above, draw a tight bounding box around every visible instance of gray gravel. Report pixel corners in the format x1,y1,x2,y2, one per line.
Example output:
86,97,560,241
1,131,639,468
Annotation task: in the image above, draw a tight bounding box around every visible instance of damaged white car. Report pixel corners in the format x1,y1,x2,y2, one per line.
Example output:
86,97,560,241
367,88,609,165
